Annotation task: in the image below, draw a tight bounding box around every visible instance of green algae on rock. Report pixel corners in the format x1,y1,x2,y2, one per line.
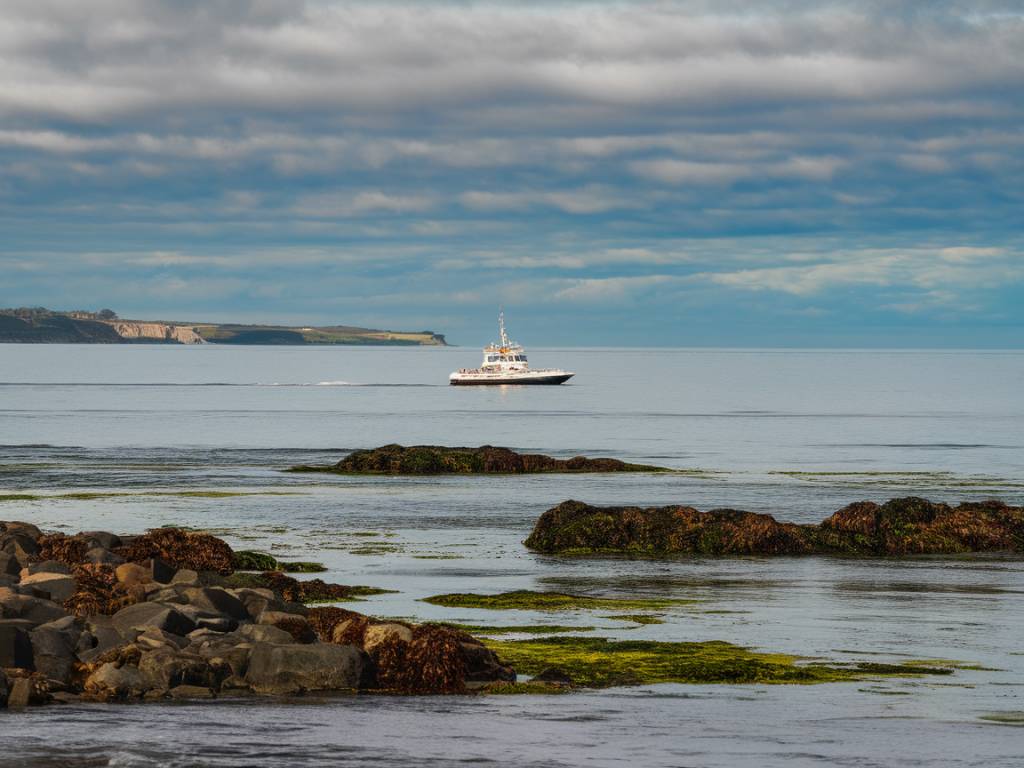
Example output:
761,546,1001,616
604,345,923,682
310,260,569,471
422,590,692,612
441,622,595,636
525,497,1024,556
482,636,955,688
290,444,668,475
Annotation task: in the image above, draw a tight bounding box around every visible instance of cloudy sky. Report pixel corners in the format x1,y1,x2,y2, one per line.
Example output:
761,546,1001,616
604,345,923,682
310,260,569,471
2,1,1022,346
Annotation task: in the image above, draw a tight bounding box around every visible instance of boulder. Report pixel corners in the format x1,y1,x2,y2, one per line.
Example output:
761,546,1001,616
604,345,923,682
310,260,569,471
0,590,68,625
82,531,121,550
171,569,200,587
237,623,295,645
135,627,189,651
79,615,124,660
1,531,40,558
111,602,196,638
30,616,83,683
244,642,369,695
2,522,42,540
6,677,33,709
0,552,21,577
19,572,77,603
144,558,176,584
363,622,413,651
180,587,248,622
0,618,35,669
20,560,71,577
114,562,151,587
85,547,124,566
137,647,222,691
0,669,8,708
84,661,147,699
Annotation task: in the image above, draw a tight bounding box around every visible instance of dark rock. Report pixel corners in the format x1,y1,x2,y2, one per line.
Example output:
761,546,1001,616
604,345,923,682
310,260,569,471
84,661,147,699
85,547,124,566
7,677,33,709
111,602,196,638
0,618,35,669
461,640,516,686
244,642,369,694
2,522,42,540
0,590,68,625
82,531,121,550
30,616,84,683
2,531,40,557
525,497,1024,556
324,444,666,475
137,648,222,691
145,558,176,584
0,552,21,577
20,572,77,603
195,616,238,633
180,587,248,622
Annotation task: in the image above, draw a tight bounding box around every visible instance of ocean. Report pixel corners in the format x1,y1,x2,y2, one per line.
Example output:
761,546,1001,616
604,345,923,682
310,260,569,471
1,344,1023,766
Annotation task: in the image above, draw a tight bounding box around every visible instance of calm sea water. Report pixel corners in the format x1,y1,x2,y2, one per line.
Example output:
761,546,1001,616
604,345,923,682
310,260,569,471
1,344,1023,767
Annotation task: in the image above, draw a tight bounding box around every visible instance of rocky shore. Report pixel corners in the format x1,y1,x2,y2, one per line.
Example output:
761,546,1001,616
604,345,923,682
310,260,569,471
525,497,1024,556
292,444,667,475
0,522,512,709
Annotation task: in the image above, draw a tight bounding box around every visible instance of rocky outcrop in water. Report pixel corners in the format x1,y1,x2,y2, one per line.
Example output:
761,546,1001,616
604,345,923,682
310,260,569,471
525,498,1024,556
0,521,512,709
296,444,667,475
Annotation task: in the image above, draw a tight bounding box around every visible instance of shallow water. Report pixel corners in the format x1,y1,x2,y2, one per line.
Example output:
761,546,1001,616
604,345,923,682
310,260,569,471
1,344,1023,766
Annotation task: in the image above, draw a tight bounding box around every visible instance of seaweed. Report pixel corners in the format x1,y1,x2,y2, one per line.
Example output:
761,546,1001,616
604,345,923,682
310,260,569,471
422,590,691,611
117,528,235,575
482,636,954,688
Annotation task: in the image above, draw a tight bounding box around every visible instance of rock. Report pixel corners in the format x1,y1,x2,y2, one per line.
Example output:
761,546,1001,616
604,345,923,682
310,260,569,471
2,521,42,540
20,560,71,577
363,623,413,651
0,618,35,669
2,531,40,558
85,547,124,566
145,558,176,584
19,572,78,603
325,444,666,475
135,627,189,651
169,684,214,699
137,648,221,691
245,642,370,694
461,639,516,686
526,497,1024,556
115,562,151,587
7,677,33,709
30,616,84,683
116,528,234,576
229,587,287,621
82,531,121,550
237,623,295,644
171,569,200,587
84,661,147,699
0,552,22,577
0,590,68,625
195,616,238,633
79,615,124,659
50,691,83,704
0,668,7,707
111,602,196,638
180,587,248,622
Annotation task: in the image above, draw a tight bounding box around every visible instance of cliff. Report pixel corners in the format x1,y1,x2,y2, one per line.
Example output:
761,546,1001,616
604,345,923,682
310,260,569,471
0,308,447,346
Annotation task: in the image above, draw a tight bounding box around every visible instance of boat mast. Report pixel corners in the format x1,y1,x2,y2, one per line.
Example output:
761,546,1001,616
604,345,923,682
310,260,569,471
498,308,510,349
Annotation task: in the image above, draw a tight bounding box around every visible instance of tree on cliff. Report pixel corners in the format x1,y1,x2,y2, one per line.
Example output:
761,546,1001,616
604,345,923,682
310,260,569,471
97,309,118,320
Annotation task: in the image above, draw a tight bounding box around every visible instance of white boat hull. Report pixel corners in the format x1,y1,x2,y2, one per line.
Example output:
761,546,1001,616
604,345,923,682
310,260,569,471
449,370,574,386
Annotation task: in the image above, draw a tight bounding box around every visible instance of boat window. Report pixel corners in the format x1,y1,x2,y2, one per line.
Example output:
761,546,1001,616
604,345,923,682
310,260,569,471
487,355,497,362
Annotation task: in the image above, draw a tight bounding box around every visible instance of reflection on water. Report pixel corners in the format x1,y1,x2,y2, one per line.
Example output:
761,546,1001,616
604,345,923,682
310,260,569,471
1,346,1023,766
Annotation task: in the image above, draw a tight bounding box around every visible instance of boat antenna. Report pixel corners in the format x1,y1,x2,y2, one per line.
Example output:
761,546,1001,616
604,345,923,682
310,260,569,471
498,307,509,348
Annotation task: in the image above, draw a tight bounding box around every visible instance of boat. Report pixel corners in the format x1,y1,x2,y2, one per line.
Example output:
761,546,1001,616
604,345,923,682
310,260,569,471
449,312,574,386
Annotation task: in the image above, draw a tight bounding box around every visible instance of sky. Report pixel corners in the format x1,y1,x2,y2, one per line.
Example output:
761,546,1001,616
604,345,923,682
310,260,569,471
1,1,1022,347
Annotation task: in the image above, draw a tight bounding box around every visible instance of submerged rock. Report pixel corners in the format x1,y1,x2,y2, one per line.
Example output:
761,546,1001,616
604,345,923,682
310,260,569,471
293,444,667,475
525,498,1024,556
